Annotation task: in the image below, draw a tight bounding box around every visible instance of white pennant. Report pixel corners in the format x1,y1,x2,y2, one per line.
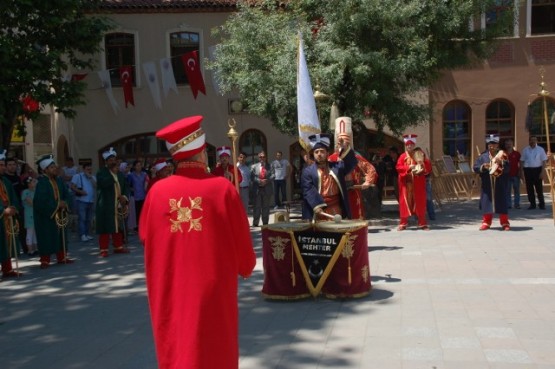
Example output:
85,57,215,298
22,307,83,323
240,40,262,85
97,70,119,114
159,57,178,97
208,45,223,95
142,61,162,109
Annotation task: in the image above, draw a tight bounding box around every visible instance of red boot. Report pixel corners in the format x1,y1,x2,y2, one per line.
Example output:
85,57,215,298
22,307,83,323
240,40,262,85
479,214,493,231
500,213,510,231
2,260,22,277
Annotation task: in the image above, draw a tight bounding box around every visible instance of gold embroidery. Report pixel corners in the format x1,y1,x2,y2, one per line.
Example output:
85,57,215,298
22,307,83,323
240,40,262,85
361,265,370,283
169,197,203,232
269,236,290,261
341,234,357,258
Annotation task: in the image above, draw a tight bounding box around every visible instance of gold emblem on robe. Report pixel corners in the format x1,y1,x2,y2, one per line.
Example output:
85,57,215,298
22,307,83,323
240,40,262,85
169,197,203,232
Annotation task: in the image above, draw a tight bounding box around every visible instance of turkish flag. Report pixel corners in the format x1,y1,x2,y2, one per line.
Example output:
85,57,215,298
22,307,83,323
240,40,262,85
119,66,135,108
181,51,206,99
71,73,88,82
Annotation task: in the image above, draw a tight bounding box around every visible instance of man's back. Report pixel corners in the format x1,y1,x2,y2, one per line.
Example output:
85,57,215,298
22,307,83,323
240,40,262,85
140,166,255,369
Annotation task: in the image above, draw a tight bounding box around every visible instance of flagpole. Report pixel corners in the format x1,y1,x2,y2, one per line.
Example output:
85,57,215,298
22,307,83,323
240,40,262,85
537,67,555,225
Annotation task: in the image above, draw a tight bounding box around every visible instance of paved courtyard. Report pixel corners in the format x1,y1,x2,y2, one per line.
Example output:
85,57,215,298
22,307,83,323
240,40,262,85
1,197,555,369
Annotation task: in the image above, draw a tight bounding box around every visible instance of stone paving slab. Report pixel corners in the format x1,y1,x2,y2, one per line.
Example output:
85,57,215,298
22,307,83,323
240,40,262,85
1,197,555,369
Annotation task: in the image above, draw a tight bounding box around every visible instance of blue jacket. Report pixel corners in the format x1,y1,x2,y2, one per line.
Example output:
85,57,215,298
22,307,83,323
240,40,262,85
301,147,357,220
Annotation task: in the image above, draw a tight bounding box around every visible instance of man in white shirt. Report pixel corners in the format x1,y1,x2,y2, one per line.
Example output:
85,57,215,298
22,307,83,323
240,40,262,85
70,163,97,241
236,152,251,213
271,151,291,209
520,136,548,210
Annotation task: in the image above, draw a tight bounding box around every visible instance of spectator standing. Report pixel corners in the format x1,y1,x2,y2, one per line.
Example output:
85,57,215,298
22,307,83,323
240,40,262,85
19,162,37,184
271,151,291,209
0,149,23,278
95,148,130,257
139,115,256,369
237,152,251,212
61,157,79,210
520,135,547,210
128,160,148,231
70,163,96,242
382,146,400,201
250,151,274,227
21,177,38,256
504,138,521,209
34,155,74,268
119,162,135,234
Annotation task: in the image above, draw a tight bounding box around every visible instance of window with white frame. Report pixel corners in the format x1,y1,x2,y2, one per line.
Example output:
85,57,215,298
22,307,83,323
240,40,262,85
104,32,136,86
483,0,518,37
531,0,555,35
169,31,200,85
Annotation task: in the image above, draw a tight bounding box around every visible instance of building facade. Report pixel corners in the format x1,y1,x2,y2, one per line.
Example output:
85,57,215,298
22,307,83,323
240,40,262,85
430,0,555,165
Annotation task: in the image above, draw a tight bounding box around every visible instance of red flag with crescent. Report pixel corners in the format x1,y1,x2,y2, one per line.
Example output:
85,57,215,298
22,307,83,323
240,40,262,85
119,66,135,108
181,51,206,99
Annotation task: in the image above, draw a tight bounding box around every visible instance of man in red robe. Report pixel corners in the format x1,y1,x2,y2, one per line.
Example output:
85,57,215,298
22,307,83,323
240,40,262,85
139,115,256,369
212,145,242,185
146,158,170,191
396,134,432,230
328,117,378,219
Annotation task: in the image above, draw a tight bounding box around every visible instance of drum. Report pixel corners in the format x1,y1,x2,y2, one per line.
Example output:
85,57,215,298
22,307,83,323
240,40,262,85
261,222,312,300
489,162,503,177
489,150,507,177
315,220,372,298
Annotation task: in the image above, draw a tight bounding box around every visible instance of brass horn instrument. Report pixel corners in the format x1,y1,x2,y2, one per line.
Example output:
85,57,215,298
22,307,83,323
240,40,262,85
412,149,426,176
489,149,507,178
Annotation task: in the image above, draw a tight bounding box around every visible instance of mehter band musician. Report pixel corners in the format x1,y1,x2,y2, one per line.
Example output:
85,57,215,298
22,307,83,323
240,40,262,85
0,149,23,278
396,134,432,231
473,134,510,231
328,116,378,220
34,154,74,268
301,131,358,221
139,115,256,369
213,145,242,184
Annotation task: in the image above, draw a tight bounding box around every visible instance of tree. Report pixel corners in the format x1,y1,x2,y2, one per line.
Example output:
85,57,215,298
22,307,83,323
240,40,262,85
0,0,112,150
209,0,512,137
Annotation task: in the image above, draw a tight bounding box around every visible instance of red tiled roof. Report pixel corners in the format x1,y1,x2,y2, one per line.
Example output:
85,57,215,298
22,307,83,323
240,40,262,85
98,0,238,12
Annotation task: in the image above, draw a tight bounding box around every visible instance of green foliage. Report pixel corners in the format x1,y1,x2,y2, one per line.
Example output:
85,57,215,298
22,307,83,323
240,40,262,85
0,0,112,148
208,0,512,136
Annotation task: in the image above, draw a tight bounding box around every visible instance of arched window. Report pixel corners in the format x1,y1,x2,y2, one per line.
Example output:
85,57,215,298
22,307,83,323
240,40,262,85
527,96,555,151
239,129,267,166
486,99,514,144
443,101,471,157
99,133,216,169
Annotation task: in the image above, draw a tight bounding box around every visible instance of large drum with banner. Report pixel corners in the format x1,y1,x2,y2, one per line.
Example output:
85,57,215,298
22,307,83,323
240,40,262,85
261,220,371,299
261,222,312,300
315,220,371,298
